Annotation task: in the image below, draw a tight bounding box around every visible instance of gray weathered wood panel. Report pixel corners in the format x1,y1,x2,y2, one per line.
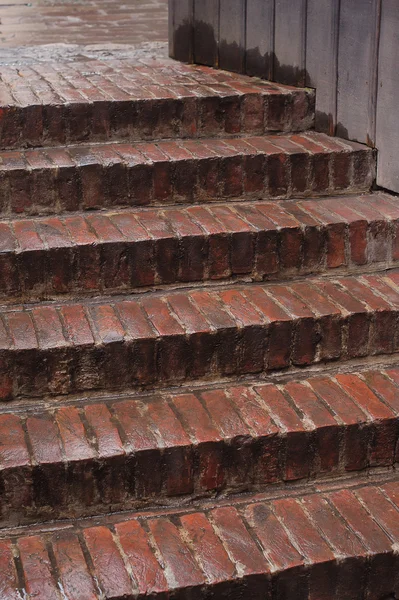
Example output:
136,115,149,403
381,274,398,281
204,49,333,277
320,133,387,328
193,0,219,66
376,0,399,193
306,0,340,134
336,0,380,144
169,0,399,194
245,0,275,79
219,0,246,72
274,0,307,86
168,0,194,62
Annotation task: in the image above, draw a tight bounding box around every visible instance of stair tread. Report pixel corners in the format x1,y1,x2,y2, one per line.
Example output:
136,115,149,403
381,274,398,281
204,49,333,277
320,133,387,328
0,58,314,149
0,191,397,301
0,364,398,524
0,131,375,217
1,472,398,599
1,270,399,400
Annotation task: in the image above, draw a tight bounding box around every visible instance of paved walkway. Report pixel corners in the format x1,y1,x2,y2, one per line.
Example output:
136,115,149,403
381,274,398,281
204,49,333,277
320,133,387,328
0,0,168,46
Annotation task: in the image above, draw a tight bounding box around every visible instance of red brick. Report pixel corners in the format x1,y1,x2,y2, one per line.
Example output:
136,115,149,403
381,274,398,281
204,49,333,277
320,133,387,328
337,276,396,355
31,306,67,349
267,283,317,366
6,312,38,350
283,381,340,474
228,385,280,484
255,384,311,481
146,397,193,496
84,526,133,599
244,502,307,599
112,399,161,498
335,373,397,466
328,487,398,599
115,519,167,596
171,392,224,492
200,389,253,486
314,279,371,358
180,512,235,584
19,535,60,600
301,494,367,600
148,517,204,589
327,489,392,553
84,403,124,459
0,540,20,600
300,200,347,268
210,506,269,579
56,406,95,462
308,376,370,471
291,280,343,360
52,532,97,600
245,287,293,369
272,497,337,600
363,369,399,414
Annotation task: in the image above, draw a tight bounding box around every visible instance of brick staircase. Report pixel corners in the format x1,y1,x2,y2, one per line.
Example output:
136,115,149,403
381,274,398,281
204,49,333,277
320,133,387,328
0,57,399,599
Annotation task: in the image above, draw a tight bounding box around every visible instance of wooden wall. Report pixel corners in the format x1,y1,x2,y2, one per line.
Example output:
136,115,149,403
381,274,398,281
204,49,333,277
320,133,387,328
169,0,399,194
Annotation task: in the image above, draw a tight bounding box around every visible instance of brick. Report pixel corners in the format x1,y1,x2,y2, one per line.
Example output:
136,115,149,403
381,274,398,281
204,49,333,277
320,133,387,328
114,399,162,498
148,517,204,589
228,385,280,484
0,131,374,216
255,384,311,481
327,487,399,599
6,473,399,600
283,381,340,474
301,494,367,600
308,376,370,471
210,506,270,580
180,512,235,584
327,489,392,553
1,193,392,302
244,502,307,599
52,532,97,600
115,519,167,596
272,497,337,600
314,279,371,358
146,397,193,496
335,373,398,466
19,535,60,600
337,276,396,355
84,526,132,599
0,540,20,600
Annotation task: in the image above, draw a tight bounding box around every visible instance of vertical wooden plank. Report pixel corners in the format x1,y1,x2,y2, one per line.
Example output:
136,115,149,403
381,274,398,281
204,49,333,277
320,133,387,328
305,0,340,134
336,0,380,144
168,0,194,63
376,0,399,193
245,0,275,79
193,0,219,67
219,0,246,73
274,0,307,86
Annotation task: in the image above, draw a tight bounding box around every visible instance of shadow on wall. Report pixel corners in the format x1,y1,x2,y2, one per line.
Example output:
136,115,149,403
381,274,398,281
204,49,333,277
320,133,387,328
172,20,351,140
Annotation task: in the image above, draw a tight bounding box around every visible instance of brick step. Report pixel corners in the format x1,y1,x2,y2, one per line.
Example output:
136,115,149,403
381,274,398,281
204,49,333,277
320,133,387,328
1,474,399,599
0,192,397,301
0,59,314,150
1,271,399,400
0,132,374,216
1,366,398,525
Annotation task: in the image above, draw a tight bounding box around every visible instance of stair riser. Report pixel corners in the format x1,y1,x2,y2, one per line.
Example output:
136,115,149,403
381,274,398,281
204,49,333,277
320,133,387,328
0,199,398,300
0,90,314,150
0,143,374,216
1,276,399,400
2,480,399,600
1,369,398,525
